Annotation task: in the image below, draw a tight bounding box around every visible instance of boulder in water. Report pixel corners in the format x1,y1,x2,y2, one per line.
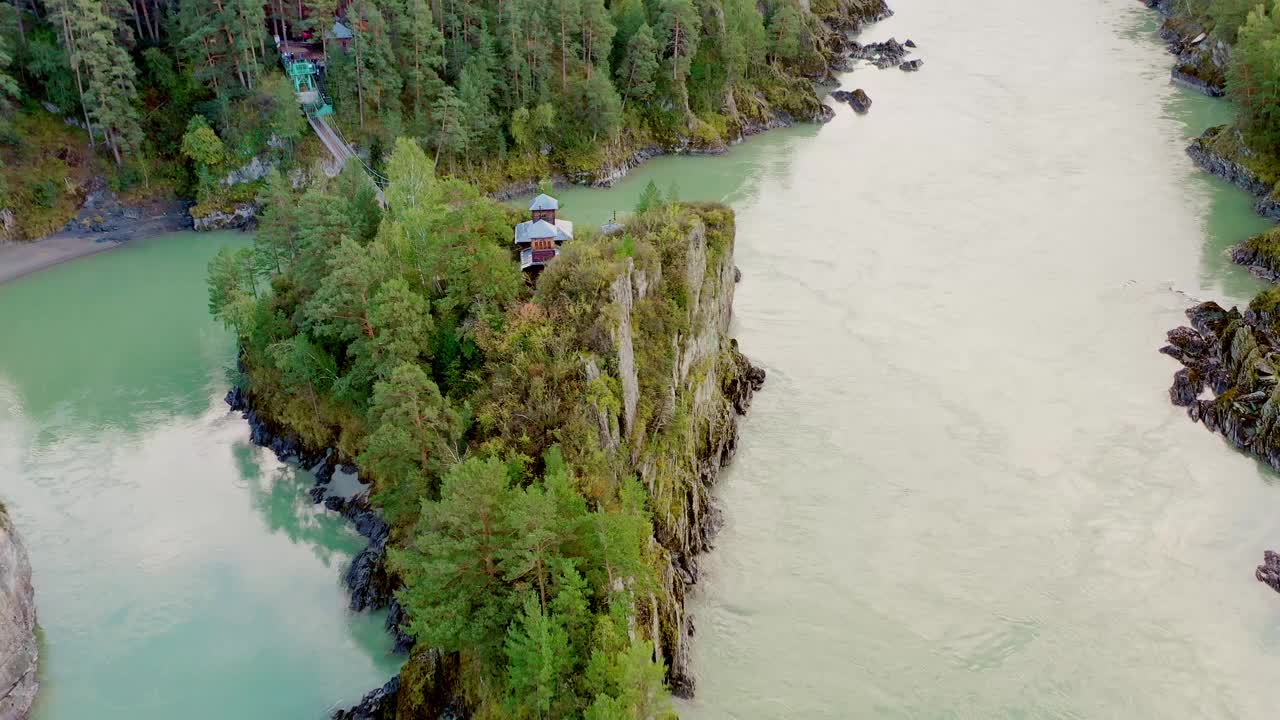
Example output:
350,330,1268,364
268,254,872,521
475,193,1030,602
1257,551,1280,594
900,59,923,72
849,89,872,114
831,89,872,113
851,37,910,69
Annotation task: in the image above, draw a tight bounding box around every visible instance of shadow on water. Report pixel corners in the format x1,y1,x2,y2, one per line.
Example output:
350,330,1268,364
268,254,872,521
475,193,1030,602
234,442,368,567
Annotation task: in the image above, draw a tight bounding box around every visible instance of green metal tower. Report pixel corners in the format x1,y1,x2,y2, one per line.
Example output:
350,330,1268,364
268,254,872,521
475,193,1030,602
286,58,333,117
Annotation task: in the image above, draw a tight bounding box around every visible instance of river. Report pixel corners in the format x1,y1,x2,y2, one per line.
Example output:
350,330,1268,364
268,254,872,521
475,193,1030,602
3,0,1280,717
0,232,399,718
546,2,1280,718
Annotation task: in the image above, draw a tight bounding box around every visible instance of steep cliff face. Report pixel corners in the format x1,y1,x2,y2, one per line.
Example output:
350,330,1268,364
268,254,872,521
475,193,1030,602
587,209,763,697
0,505,38,720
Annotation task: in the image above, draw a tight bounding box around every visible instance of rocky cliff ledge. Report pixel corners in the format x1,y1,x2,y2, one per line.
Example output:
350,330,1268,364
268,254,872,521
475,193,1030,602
1186,126,1280,222
588,207,764,697
0,504,38,720
1161,298,1280,468
1147,0,1231,96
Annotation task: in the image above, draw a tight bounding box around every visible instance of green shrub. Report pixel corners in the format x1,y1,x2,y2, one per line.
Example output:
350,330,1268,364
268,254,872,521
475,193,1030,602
30,179,57,208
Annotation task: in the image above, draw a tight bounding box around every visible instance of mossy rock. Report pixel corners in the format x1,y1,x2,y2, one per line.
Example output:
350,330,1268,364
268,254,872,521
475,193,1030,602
1234,226,1280,279
1204,124,1280,187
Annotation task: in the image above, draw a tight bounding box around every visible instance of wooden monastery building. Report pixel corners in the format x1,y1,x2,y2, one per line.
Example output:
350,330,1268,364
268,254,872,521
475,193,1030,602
515,194,574,271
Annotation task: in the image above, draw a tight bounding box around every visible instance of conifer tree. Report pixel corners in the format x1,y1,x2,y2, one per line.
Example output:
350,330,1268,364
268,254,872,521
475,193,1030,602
618,22,659,105
393,0,447,135
654,0,700,113
504,594,572,717
74,0,143,165
579,0,615,78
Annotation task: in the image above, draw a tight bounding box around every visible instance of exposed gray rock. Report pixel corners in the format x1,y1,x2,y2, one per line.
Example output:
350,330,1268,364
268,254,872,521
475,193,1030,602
1258,550,1280,594
899,59,923,72
1186,126,1280,220
192,203,258,231
332,676,398,720
0,505,38,720
850,37,910,68
831,89,873,114
221,156,274,187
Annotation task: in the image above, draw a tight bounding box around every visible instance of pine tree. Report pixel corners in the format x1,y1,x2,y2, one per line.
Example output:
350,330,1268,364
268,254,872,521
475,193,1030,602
0,34,21,108
73,0,143,165
391,457,523,662
584,640,674,720
457,33,500,158
635,179,664,213
618,22,659,105
368,280,435,372
348,0,402,128
550,0,582,91
303,235,391,343
567,68,622,141
768,0,809,66
269,334,339,429
579,0,615,78
431,84,469,165
504,593,572,718
654,0,700,113
1228,3,1280,148
254,169,301,274
1210,0,1258,43
394,0,447,136
360,362,461,493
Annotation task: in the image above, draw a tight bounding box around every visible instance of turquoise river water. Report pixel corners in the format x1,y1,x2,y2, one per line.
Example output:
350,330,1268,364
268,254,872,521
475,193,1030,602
4,0,1280,717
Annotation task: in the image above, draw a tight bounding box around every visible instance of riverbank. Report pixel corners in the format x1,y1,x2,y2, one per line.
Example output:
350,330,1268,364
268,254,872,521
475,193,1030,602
1147,1,1280,601
0,194,191,285
474,0,897,199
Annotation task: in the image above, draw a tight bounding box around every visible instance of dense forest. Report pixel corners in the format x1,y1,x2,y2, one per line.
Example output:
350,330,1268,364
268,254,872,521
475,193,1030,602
211,135,752,716
0,0,888,238
1171,0,1280,162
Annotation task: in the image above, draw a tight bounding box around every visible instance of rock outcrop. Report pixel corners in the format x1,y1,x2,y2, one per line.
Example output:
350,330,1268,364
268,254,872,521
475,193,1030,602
1160,300,1280,466
0,505,38,720
1149,0,1230,96
1186,126,1280,221
332,676,399,720
584,209,764,696
1258,550,1280,594
1230,227,1280,282
831,88,873,114
192,203,258,232
851,37,911,69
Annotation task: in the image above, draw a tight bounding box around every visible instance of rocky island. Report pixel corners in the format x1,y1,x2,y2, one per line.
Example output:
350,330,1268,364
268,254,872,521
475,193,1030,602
210,138,764,716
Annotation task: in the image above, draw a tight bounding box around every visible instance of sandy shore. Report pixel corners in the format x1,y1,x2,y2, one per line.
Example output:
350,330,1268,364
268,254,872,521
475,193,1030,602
0,198,192,285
